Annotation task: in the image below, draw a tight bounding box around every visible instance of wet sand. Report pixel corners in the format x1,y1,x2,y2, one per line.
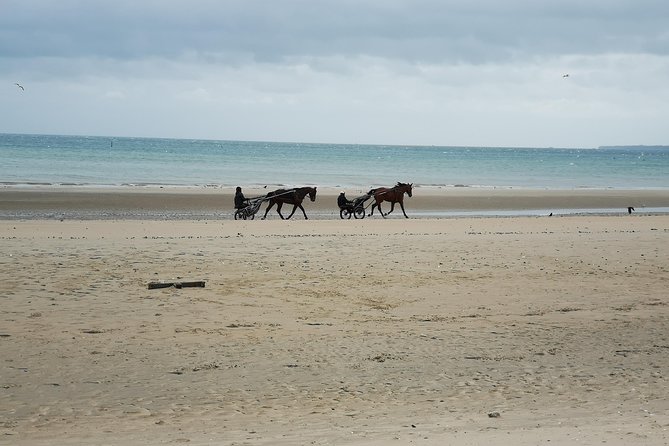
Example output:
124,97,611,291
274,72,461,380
1,186,668,219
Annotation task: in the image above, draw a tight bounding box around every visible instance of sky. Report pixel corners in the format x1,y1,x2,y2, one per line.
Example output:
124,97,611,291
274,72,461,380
2,0,669,148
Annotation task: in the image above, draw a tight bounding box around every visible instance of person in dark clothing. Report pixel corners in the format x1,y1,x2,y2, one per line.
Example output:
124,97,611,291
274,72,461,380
234,186,249,209
338,191,353,209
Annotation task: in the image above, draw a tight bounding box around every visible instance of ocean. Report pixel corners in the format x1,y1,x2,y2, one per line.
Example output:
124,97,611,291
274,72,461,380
1,133,668,190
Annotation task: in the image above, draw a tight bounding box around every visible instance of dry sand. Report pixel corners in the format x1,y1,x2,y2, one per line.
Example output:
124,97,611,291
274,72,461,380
1,188,669,445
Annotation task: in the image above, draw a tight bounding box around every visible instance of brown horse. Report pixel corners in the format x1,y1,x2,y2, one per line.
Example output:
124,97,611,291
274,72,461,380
262,187,317,220
367,182,413,218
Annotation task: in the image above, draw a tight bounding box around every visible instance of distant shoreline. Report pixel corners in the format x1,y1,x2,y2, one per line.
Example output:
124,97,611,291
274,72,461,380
1,185,668,220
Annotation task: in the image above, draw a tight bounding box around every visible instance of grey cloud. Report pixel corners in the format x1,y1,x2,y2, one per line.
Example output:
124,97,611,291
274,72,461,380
2,0,668,66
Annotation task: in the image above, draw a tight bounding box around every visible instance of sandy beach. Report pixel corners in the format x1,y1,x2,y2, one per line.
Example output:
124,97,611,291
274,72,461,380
1,188,669,445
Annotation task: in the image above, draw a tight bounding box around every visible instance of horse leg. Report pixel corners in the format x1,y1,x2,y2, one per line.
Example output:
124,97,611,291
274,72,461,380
297,204,308,219
399,200,409,218
276,202,285,220
400,200,409,218
378,202,387,218
386,202,396,216
261,200,275,219
370,200,385,217
285,204,298,219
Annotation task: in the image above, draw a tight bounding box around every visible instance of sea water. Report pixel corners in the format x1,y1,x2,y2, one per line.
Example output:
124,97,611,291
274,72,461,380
1,133,668,190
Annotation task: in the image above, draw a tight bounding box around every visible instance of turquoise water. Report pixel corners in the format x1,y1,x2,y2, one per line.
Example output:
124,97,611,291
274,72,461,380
1,133,668,189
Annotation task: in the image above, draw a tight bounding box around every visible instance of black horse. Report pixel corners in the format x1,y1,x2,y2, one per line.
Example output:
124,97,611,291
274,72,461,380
262,187,317,220
368,182,413,218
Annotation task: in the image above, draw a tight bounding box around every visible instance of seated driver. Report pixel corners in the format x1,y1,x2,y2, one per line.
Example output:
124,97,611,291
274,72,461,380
337,191,353,209
234,186,250,209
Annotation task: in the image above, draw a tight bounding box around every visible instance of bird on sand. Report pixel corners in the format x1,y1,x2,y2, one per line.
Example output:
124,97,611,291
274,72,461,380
562,74,570,78
14,83,24,91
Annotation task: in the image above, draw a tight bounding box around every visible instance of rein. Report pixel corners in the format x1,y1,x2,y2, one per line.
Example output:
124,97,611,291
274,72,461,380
269,187,316,200
246,188,296,203
371,185,408,198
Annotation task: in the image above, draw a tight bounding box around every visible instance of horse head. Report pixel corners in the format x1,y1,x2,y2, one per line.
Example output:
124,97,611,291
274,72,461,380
396,182,413,197
308,187,317,202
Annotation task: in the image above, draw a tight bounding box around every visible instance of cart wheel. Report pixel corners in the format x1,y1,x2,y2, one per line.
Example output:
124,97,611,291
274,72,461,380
354,207,365,219
248,212,255,220
234,210,241,220
340,208,352,219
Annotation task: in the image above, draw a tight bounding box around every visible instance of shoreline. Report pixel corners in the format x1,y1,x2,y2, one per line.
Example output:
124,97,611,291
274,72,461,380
1,185,668,220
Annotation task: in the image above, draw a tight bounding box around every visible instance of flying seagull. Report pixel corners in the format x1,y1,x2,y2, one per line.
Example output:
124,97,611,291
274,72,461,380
562,74,570,78
14,83,24,91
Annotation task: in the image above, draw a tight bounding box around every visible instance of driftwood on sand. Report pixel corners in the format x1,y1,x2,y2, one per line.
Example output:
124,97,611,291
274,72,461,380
147,281,206,290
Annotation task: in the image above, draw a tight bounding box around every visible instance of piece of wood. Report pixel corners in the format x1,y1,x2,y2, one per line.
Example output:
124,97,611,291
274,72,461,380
148,282,174,290
175,281,206,289
148,281,206,290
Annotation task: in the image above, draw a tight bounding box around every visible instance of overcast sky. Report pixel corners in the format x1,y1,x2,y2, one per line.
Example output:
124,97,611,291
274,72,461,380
2,0,668,147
